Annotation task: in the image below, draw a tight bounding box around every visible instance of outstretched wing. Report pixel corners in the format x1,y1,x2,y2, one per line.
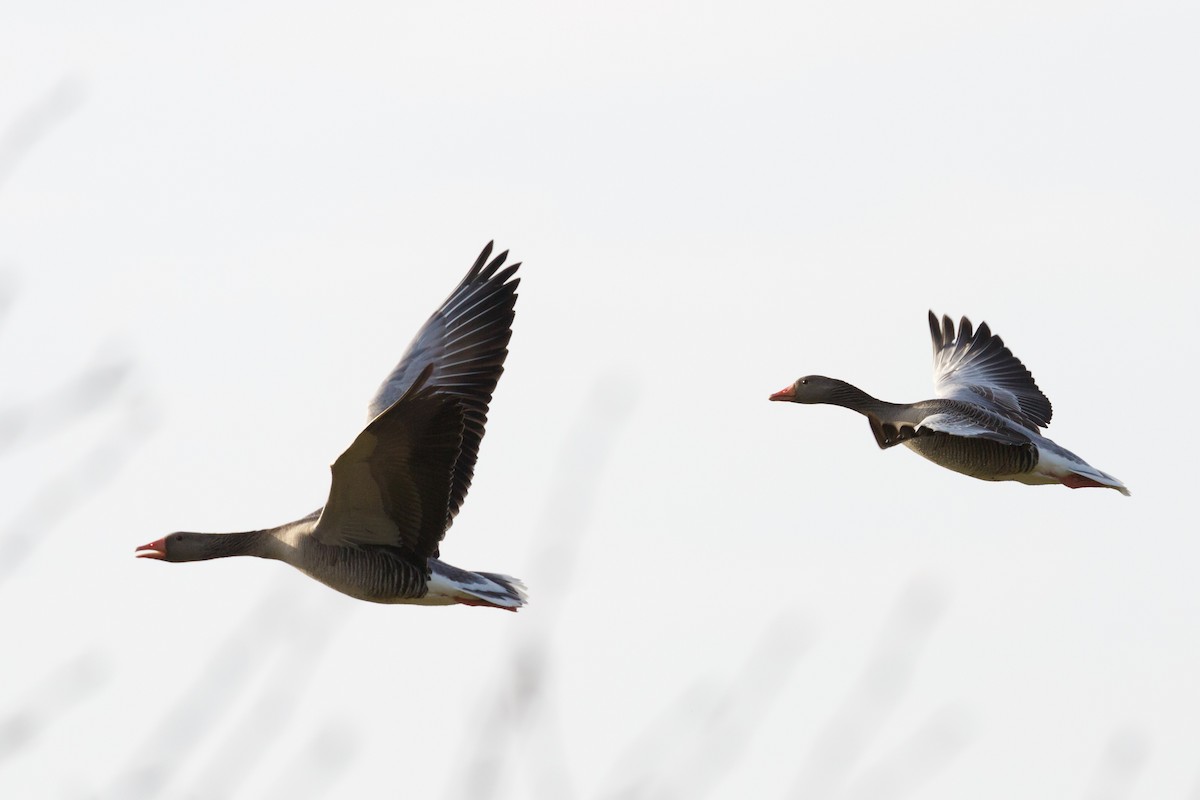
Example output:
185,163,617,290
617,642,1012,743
316,364,465,560
865,403,1032,450
927,311,1053,429
917,408,1033,446
368,242,520,526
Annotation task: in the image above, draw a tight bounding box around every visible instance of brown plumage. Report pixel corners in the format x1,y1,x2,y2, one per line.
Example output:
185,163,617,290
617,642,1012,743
136,242,529,608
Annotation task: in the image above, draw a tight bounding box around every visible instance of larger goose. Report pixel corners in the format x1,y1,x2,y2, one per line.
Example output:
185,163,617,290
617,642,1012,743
136,243,528,609
770,312,1129,495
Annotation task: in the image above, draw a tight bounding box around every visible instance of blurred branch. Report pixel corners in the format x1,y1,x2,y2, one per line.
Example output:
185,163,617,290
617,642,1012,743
0,651,109,764
599,684,721,800
789,580,953,799
107,580,301,800
603,615,811,800
0,390,157,584
264,720,360,800
0,77,85,192
1080,728,1148,800
0,277,13,334
671,617,810,800
0,362,133,452
520,373,640,620
190,595,343,798
839,705,971,800
450,372,640,800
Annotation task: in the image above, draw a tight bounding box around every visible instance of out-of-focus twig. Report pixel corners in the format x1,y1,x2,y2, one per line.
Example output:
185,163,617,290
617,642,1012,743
0,390,156,584
0,651,109,763
265,720,360,800
789,580,951,799
0,362,132,452
190,595,343,798
599,684,721,800
451,372,640,800
0,276,13,334
602,615,811,800
1080,728,1148,800
0,77,85,191
839,705,972,800
106,580,301,800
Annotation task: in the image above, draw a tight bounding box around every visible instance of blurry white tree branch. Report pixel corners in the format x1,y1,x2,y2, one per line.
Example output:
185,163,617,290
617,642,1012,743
1082,729,1148,800
0,77,84,192
452,372,640,800
0,77,153,797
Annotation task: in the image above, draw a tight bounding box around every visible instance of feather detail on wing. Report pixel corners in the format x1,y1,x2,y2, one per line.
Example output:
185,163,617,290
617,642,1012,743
927,311,1053,429
368,242,520,527
315,364,466,560
917,410,1033,447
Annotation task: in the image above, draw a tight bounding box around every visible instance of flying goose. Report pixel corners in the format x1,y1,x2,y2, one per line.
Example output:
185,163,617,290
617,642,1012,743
770,312,1129,495
136,243,528,609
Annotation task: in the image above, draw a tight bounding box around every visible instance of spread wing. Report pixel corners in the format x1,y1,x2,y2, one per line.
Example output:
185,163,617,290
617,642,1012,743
928,311,1053,429
368,242,520,527
865,402,1032,449
917,408,1033,446
315,365,466,560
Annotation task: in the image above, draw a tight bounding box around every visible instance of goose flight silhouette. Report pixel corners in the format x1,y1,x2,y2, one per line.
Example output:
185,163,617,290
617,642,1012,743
770,311,1129,495
136,242,527,609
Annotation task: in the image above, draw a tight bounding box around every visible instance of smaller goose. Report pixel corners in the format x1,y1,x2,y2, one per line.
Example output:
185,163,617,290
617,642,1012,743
136,243,528,609
770,311,1129,495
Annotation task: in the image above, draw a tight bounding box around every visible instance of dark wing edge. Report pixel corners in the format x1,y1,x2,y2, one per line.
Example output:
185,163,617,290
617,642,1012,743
369,242,520,527
927,311,1053,428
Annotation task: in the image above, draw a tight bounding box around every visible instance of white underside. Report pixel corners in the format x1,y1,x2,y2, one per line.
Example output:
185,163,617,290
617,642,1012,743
421,566,527,608
1029,444,1129,493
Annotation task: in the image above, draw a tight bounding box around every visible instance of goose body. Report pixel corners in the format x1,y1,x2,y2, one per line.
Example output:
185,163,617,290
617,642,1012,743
136,243,528,610
770,312,1129,495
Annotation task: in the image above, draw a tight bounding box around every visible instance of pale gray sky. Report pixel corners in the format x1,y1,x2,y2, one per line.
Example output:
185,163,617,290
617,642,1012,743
2,1,1198,798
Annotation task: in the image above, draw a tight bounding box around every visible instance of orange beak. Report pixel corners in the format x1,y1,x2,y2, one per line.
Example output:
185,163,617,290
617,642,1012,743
135,538,166,559
769,385,796,401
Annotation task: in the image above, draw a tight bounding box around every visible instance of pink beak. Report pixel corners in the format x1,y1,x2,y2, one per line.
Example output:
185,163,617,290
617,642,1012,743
135,538,167,559
769,385,796,401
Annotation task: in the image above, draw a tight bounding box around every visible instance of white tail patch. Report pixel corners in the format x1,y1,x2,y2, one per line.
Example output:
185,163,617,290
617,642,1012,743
1033,446,1130,496
424,560,528,610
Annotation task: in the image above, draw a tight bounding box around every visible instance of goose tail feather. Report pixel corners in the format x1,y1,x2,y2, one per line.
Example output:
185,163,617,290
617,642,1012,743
427,560,528,611
1035,447,1130,496
1062,470,1131,496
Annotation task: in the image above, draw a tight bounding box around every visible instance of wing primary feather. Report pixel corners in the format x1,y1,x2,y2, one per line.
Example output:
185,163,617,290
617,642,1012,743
928,310,942,354
468,241,495,278
958,315,974,343
364,243,521,530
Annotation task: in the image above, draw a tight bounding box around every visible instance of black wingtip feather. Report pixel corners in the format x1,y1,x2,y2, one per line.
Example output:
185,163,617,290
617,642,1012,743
470,242,495,277
472,255,517,289
975,320,991,343
958,316,974,342
488,250,509,273
494,264,520,286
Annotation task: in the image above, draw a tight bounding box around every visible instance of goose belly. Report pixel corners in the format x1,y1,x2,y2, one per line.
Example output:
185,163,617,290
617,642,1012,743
290,542,431,604
903,434,1042,482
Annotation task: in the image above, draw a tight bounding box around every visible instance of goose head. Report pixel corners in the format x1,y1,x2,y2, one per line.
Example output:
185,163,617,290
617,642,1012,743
769,375,845,404
135,532,237,562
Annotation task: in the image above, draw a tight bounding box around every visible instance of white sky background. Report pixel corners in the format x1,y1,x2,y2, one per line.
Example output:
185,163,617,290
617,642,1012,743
2,1,1198,797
